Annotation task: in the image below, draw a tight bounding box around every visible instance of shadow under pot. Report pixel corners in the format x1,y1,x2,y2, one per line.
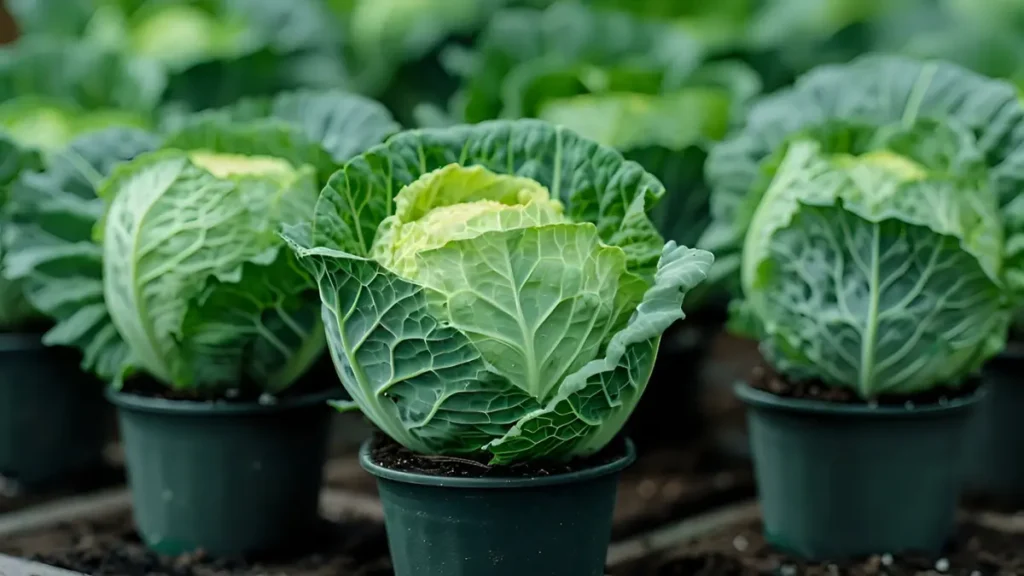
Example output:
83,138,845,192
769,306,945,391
361,438,636,576
735,382,981,561
965,345,1024,508
0,333,107,489
107,387,337,556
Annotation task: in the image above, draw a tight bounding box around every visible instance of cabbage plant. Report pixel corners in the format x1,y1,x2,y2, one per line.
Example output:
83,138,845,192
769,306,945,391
284,119,714,463
3,91,399,392
711,55,1024,397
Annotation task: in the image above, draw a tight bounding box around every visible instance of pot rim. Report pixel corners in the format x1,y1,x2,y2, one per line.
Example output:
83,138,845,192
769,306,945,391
734,381,984,419
106,386,342,416
359,438,636,489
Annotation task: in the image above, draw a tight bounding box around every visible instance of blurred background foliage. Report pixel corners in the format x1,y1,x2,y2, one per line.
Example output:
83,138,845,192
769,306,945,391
0,0,1022,317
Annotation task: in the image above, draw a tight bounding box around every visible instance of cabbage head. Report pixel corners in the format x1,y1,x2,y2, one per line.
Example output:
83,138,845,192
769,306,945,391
284,119,713,464
99,147,325,393
734,119,1013,397
3,91,397,392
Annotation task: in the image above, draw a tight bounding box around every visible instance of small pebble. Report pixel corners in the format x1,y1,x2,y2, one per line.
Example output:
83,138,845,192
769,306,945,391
225,388,240,399
780,564,797,576
258,393,278,406
971,570,982,576
935,558,949,572
827,564,839,575
881,553,894,566
904,400,915,410
732,535,749,552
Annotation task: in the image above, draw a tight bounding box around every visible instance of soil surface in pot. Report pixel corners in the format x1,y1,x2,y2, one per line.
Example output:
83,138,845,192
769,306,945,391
0,512,392,576
619,515,1024,575
750,364,980,405
367,434,629,478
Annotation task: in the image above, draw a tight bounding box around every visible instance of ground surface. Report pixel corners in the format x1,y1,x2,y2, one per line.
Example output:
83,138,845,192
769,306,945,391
0,512,392,576
614,515,1024,576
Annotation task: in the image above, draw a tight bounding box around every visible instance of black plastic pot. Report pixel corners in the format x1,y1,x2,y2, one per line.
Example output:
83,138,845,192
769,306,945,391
966,346,1024,507
362,439,636,576
0,333,106,488
736,382,981,560
108,388,336,556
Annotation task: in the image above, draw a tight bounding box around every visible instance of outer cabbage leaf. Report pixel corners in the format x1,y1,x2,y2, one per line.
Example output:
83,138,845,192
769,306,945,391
2,128,158,379
0,134,41,330
285,119,714,463
163,90,400,168
702,55,1024,295
99,149,324,392
0,134,40,191
162,119,338,187
738,131,1008,397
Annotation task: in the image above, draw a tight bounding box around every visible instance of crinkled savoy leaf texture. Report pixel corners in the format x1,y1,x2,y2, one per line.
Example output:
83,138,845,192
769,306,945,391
100,149,322,392
739,137,1007,396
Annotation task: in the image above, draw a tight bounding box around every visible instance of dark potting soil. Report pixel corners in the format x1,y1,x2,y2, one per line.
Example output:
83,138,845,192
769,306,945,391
0,511,393,576
624,517,1024,576
368,433,629,479
749,364,981,406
